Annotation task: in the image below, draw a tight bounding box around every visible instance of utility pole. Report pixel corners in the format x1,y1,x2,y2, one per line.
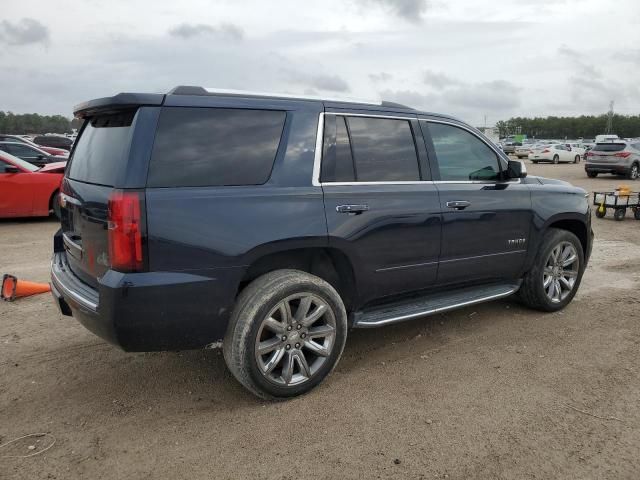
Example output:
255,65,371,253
606,100,614,134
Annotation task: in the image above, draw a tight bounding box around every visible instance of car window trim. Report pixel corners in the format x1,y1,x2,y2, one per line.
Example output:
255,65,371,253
420,118,519,185
313,111,428,186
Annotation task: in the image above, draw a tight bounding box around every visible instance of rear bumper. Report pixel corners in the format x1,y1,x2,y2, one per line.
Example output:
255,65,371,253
585,163,629,174
50,251,241,351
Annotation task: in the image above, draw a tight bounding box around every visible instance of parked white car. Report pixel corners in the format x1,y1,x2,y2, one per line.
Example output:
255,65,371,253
566,143,586,158
529,144,582,164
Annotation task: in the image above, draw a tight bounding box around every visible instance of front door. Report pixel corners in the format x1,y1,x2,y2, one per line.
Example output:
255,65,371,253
422,120,532,285
320,112,441,304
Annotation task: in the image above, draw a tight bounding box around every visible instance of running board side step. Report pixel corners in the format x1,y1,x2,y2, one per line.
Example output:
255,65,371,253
352,282,521,328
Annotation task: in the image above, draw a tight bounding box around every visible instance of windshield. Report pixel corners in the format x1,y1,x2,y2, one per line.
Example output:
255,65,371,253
0,150,40,172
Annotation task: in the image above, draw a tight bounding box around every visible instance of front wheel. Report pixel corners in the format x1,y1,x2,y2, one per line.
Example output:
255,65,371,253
628,163,639,180
574,155,580,164
223,269,347,399
518,229,584,312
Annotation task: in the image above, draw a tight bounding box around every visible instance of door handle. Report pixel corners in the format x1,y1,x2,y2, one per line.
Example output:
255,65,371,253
336,204,369,214
446,200,471,210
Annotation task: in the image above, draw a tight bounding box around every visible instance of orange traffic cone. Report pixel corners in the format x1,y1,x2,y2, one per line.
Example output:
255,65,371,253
1,274,51,302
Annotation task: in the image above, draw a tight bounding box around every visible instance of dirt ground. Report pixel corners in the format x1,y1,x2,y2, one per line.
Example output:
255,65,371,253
1,162,639,479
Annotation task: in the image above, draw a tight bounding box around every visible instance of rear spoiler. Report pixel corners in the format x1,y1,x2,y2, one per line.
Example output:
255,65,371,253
73,93,165,118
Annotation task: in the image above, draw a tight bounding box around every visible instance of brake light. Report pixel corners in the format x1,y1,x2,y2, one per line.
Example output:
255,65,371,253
614,152,631,158
542,149,550,153
585,152,593,157
108,191,145,272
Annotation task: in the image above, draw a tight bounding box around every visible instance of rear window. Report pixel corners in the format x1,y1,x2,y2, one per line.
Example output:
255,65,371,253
593,143,626,152
147,107,286,188
67,111,136,186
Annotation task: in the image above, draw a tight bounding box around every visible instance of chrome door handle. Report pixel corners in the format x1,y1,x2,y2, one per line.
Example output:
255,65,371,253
336,204,369,214
446,200,471,210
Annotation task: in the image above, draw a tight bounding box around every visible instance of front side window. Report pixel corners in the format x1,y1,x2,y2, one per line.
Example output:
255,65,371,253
427,122,500,181
148,107,286,188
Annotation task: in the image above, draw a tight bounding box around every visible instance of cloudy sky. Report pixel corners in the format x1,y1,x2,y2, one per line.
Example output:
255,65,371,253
1,0,639,126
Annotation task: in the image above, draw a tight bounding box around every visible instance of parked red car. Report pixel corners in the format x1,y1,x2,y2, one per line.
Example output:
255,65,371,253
0,151,65,218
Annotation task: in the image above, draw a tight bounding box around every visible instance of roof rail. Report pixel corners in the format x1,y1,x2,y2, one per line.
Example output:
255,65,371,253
380,100,413,109
168,85,415,109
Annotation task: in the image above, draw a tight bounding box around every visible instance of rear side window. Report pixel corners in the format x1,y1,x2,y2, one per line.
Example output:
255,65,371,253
67,111,136,186
321,115,420,182
592,143,626,152
348,117,420,182
427,122,500,181
321,115,356,182
147,107,286,187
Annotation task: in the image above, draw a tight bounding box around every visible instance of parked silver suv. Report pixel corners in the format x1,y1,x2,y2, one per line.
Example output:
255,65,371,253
585,142,640,179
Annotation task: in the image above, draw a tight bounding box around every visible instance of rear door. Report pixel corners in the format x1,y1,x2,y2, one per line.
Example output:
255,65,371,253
320,111,441,303
60,108,151,287
422,120,532,285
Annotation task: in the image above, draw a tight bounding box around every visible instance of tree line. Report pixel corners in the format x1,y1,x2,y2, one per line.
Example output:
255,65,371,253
0,111,73,135
495,114,640,140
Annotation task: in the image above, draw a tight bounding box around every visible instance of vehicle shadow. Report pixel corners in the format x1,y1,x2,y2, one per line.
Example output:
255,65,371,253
42,297,525,410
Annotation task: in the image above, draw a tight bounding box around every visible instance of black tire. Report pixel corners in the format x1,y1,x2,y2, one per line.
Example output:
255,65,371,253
518,228,584,312
553,155,559,164
532,161,538,164
574,155,580,164
586,171,598,178
223,269,347,400
595,206,606,218
614,208,626,221
628,163,639,180
634,208,640,220
50,191,61,219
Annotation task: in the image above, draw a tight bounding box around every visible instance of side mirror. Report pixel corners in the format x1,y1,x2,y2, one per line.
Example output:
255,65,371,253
506,159,527,179
4,165,21,174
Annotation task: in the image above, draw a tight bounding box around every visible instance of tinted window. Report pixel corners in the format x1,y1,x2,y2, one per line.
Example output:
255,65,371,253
593,143,626,152
428,123,500,181
0,154,39,172
4,144,36,157
148,107,285,187
346,116,419,182
67,111,136,186
321,115,355,182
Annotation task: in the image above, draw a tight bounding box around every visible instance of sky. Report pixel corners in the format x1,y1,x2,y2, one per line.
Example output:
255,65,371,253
1,0,639,126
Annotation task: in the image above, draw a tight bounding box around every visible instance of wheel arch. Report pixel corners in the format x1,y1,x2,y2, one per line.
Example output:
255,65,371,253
237,246,358,312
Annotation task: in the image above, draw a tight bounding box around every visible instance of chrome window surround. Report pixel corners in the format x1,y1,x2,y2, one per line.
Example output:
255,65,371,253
312,112,519,186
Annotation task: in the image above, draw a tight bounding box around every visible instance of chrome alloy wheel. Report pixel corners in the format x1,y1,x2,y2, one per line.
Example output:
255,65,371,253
543,241,579,303
254,293,336,386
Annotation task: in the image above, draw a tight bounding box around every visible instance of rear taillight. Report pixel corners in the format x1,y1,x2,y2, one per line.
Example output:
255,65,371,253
542,149,550,153
108,190,145,272
585,152,593,157
614,152,631,158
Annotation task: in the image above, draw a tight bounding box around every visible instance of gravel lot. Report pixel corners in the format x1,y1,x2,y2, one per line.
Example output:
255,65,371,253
2,161,639,479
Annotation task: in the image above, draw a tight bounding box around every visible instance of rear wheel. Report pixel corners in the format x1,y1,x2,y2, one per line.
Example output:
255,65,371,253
587,171,598,178
574,155,580,164
50,191,61,219
628,163,639,180
614,208,626,221
553,155,559,164
223,269,347,399
519,229,584,312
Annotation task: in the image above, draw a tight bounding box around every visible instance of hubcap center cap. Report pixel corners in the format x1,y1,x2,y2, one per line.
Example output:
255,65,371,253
288,330,302,345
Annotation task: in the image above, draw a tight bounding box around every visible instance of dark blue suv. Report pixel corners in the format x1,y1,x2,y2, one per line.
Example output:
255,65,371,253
51,86,593,399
